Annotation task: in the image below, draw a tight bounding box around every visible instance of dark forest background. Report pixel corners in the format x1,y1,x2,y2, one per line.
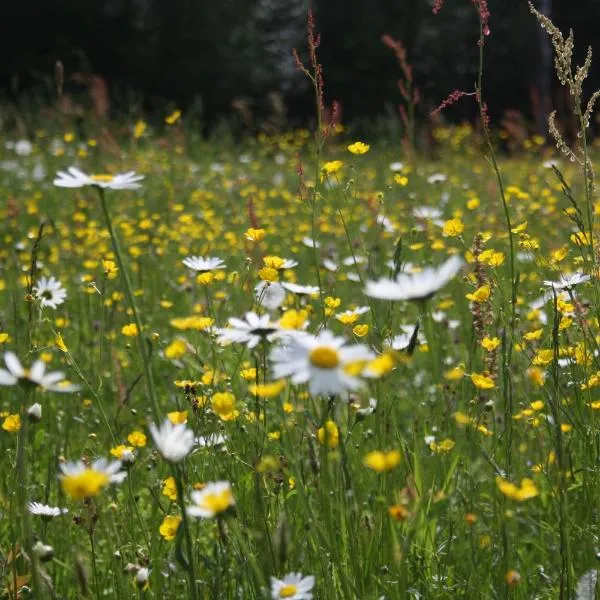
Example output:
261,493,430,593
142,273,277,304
2,0,600,130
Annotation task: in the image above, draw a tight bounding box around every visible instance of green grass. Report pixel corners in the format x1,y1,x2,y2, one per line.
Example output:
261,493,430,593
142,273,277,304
1,119,600,599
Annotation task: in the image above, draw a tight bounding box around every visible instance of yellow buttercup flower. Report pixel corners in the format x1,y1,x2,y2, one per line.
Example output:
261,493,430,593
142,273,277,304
363,450,401,472
2,414,21,432
317,420,339,449
442,218,465,237
466,284,490,302
470,373,495,389
159,515,182,541
347,141,370,155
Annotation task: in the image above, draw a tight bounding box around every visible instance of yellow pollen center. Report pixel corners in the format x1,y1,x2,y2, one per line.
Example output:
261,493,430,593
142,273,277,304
90,174,115,182
61,469,110,500
201,490,232,514
279,584,298,598
309,346,340,369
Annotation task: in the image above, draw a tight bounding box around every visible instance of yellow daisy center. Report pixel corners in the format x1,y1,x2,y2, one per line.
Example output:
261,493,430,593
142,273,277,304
309,346,340,369
279,584,298,598
61,469,110,500
200,490,233,515
90,174,114,182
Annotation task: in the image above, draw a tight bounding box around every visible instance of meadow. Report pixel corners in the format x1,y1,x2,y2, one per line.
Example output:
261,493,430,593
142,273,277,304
2,9,600,599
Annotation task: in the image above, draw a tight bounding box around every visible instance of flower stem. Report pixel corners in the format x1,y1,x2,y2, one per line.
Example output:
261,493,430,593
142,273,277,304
97,188,161,421
17,388,42,600
172,465,198,600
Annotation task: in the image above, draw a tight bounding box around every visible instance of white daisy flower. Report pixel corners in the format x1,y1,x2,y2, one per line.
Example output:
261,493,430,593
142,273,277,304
335,306,370,322
182,256,226,272
33,276,67,309
270,572,315,599
187,481,235,518
149,419,195,463
390,324,424,350
216,312,281,348
427,173,447,184
255,281,286,310
195,433,227,449
364,255,463,301
542,272,590,291
322,258,339,272
0,352,80,392
53,167,144,190
58,458,127,500
281,282,320,296
302,237,320,248
389,161,405,171
355,397,378,417
270,330,375,397
342,255,367,266
413,206,442,220
27,502,68,518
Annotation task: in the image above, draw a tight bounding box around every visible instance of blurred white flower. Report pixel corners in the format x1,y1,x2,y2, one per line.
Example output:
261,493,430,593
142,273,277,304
365,256,463,301
53,167,144,190
150,420,195,463
0,352,80,392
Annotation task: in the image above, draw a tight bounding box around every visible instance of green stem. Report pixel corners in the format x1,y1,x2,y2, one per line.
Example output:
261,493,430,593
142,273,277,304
172,465,198,600
97,187,161,421
17,388,42,600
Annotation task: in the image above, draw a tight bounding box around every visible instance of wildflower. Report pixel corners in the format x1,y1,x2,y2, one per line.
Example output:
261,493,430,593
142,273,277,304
102,260,119,279
481,336,500,351
121,323,139,337
270,330,374,396
2,414,21,432
216,312,281,349
59,459,126,500
281,282,320,296
165,109,181,124
322,160,343,174
363,352,396,378
255,281,286,310
365,256,463,301
134,567,150,591
0,352,80,392
162,476,177,501
335,306,370,325
164,339,187,359
211,392,239,421
317,420,339,449
542,272,590,290
127,430,147,447
54,332,68,353
159,515,182,541
110,445,135,463
170,316,214,331
53,167,144,190
347,141,370,154
466,284,491,302
33,276,67,309
27,403,42,422
279,309,309,330
442,218,464,237
388,504,409,521
167,410,188,424
149,419,195,463
470,373,495,389
245,228,266,242
28,502,68,518
270,573,315,599
259,267,279,282
353,324,369,337
133,120,146,138
363,450,401,472
32,542,55,562
182,256,225,272
496,477,539,501
187,481,235,518
249,380,286,397
429,439,455,454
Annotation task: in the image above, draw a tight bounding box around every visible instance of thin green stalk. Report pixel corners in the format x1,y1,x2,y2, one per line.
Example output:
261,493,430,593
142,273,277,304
172,465,198,600
97,187,161,421
17,387,42,600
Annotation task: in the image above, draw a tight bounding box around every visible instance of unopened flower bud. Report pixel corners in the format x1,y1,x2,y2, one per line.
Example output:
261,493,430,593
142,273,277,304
28,403,42,422
33,541,55,562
